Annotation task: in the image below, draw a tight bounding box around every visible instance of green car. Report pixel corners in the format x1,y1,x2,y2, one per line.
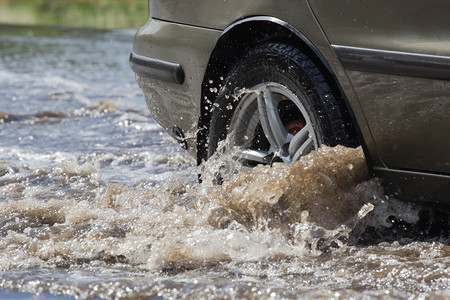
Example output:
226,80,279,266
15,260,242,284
130,1,450,212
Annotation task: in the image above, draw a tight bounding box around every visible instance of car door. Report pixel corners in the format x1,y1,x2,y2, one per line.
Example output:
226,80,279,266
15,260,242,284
308,0,450,175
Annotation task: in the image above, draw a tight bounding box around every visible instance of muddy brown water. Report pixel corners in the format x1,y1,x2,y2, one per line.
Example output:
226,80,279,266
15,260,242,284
0,25,449,299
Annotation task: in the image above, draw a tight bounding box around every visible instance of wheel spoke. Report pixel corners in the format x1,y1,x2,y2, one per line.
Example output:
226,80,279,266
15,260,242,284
264,88,289,149
288,126,310,157
257,93,278,149
236,149,272,164
291,134,315,161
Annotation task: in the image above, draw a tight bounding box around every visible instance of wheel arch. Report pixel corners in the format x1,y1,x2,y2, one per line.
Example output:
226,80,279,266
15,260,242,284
197,17,361,165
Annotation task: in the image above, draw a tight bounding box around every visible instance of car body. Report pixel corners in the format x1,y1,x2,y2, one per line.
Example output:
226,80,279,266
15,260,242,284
130,0,450,212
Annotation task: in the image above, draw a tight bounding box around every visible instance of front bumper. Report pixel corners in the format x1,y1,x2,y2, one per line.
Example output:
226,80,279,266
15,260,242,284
131,18,221,156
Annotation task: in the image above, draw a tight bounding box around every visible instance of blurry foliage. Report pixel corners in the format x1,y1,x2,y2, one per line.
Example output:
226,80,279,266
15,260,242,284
0,0,148,29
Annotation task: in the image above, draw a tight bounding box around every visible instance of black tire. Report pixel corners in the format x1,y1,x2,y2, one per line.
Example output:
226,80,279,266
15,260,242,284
207,42,352,167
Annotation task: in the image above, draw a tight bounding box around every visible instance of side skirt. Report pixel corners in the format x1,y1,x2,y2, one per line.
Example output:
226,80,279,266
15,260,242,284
374,167,450,212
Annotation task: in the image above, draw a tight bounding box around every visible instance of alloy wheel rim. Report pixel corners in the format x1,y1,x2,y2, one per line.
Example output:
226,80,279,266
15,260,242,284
228,82,318,166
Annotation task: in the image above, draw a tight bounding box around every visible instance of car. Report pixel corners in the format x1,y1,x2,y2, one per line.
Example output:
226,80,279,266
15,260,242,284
130,1,450,212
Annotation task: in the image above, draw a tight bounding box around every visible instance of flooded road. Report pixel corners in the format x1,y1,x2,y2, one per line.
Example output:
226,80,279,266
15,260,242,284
0,25,449,299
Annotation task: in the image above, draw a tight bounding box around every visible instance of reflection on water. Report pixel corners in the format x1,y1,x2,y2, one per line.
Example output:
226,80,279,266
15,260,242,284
0,25,449,299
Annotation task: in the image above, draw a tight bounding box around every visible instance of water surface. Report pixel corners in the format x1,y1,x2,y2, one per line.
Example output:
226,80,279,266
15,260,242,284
0,25,449,299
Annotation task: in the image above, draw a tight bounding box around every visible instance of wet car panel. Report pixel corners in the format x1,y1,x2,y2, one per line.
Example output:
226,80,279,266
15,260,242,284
132,19,221,153
151,0,311,30
309,0,450,174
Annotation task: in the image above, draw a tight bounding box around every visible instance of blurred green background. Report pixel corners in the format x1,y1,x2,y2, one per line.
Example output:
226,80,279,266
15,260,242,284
0,0,148,29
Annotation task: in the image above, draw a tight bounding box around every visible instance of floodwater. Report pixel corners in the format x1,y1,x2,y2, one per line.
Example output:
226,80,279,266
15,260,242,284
0,25,449,299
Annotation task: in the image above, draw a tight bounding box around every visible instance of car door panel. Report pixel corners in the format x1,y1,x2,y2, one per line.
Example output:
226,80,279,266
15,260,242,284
309,0,450,174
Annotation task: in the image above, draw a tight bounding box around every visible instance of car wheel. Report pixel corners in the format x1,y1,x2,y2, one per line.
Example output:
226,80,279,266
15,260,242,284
207,42,352,169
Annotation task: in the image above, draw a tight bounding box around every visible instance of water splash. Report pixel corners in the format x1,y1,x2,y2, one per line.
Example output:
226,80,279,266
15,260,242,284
0,144,426,276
